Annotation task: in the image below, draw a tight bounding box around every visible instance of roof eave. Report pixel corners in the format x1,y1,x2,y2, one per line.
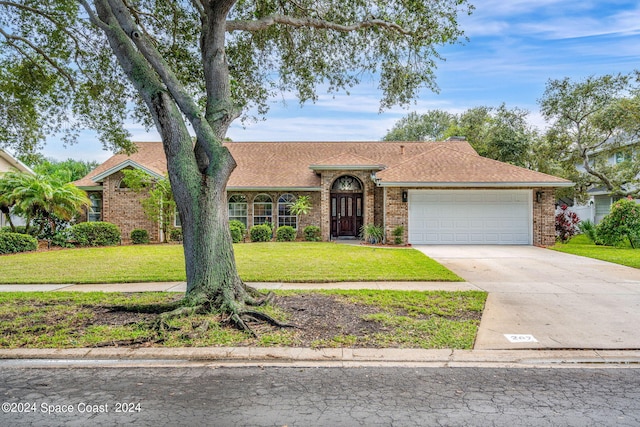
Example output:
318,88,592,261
226,186,322,192
0,150,35,175
375,181,575,188
76,185,104,191
91,159,165,183
309,165,385,171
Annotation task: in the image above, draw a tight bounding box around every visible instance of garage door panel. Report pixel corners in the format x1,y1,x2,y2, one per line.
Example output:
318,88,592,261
408,190,531,245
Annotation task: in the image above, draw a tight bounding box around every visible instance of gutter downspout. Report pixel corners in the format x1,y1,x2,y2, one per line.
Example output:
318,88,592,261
383,187,387,244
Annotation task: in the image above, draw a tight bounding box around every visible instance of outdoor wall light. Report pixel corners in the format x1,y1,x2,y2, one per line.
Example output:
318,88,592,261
402,191,408,203
535,191,543,203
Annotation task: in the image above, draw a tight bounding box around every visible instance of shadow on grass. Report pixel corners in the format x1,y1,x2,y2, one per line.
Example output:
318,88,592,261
106,298,184,315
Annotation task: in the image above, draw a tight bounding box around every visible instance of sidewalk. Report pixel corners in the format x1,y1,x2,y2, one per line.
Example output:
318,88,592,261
0,281,479,293
2,281,640,366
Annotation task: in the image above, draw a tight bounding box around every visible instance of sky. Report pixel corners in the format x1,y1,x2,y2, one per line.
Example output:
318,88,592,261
39,0,640,163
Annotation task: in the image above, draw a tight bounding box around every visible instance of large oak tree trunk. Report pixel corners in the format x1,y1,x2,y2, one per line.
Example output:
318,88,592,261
168,143,249,309
93,0,255,318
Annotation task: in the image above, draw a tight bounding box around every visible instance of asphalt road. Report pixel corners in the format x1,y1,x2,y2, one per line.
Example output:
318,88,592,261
1,365,640,426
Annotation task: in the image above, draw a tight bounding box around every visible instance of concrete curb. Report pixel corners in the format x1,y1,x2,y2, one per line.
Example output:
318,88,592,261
1,348,640,368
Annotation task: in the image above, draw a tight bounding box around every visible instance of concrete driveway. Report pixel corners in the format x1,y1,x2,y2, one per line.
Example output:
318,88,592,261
416,245,640,350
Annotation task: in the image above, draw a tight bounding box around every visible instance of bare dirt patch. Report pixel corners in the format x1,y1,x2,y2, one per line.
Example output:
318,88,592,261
1,292,484,349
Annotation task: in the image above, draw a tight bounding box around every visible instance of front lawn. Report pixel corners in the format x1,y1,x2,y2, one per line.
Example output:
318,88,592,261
0,290,486,349
552,234,640,268
0,242,462,284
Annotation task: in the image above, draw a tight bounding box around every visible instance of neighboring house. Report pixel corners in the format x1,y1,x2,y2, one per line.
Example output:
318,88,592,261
571,144,639,224
0,149,35,228
73,140,573,246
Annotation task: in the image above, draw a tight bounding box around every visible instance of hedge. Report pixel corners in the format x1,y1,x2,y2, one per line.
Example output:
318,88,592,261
276,225,296,242
131,229,150,244
69,222,121,246
0,232,38,254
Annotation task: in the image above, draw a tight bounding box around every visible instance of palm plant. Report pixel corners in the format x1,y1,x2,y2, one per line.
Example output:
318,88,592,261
0,171,90,235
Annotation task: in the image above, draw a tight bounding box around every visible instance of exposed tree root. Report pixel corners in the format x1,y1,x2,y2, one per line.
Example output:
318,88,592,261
226,309,297,337
148,287,297,339
152,303,209,333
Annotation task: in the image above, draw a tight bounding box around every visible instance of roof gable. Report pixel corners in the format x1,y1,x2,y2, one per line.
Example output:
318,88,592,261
0,149,34,175
375,145,573,187
74,140,572,189
309,153,385,170
73,142,167,188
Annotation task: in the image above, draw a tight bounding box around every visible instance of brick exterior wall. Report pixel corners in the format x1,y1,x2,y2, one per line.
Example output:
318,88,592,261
93,169,559,246
384,187,409,244
226,191,322,239
102,170,160,243
532,188,557,247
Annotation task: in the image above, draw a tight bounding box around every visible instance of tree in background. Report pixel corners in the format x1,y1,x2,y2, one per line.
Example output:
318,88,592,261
20,156,100,183
121,169,176,243
539,73,640,201
0,1,472,330
383,110,455,141
0,170,89,235
384,104,537,167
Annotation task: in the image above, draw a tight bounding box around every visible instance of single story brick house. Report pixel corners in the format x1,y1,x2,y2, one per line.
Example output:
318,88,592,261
73,140,573,245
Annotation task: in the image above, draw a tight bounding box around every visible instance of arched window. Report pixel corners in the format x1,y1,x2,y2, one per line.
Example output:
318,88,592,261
228,194,247,227
117,179,130,190
278,194,297,229
331,175,362,192
253,194,273,226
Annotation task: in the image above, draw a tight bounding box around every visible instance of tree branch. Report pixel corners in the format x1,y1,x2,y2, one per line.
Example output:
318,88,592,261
189,0,204,17
226,14,414,36
0,27,75,88
105,0,210,132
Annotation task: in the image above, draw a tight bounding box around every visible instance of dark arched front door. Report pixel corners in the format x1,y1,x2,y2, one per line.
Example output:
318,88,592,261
330,176,363,238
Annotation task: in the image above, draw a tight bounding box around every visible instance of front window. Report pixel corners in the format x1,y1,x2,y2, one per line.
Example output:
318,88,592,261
253,194,273,226
88,194,102,222
228,194,247,227
278,194,297,229
174,207,181,228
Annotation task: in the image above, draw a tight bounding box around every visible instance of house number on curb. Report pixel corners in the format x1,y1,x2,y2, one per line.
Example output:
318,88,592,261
504,334,538,343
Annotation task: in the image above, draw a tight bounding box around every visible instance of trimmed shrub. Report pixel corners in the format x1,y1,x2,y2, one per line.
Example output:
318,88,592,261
250,224,272,242
392,225,405,245
0,225,38,237
555,205,580,243
131,229,150,244
276,225,296,242
595,197,640,248
0,232,38,254
69,222,121,247
169,228,183,242
229,220,246,243
303,225,321,242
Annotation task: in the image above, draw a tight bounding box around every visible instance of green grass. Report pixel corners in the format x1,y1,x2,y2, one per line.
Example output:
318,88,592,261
0,290,486,349
0,242,462,284
552,234,640,268
308,289,486,349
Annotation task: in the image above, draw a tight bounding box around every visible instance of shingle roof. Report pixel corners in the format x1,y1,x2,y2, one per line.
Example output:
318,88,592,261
73,143,167,187
74,141,572,189
375,145,572,187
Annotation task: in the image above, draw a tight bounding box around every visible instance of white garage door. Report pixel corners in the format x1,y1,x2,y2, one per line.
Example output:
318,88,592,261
408,190,532,245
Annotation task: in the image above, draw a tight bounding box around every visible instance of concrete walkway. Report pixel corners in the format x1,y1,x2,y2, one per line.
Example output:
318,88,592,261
2,246,640,364
0,281,476,293
416,245,640,351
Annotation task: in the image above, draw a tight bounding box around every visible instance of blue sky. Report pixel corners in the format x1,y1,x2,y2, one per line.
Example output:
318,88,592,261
41,0,640,162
